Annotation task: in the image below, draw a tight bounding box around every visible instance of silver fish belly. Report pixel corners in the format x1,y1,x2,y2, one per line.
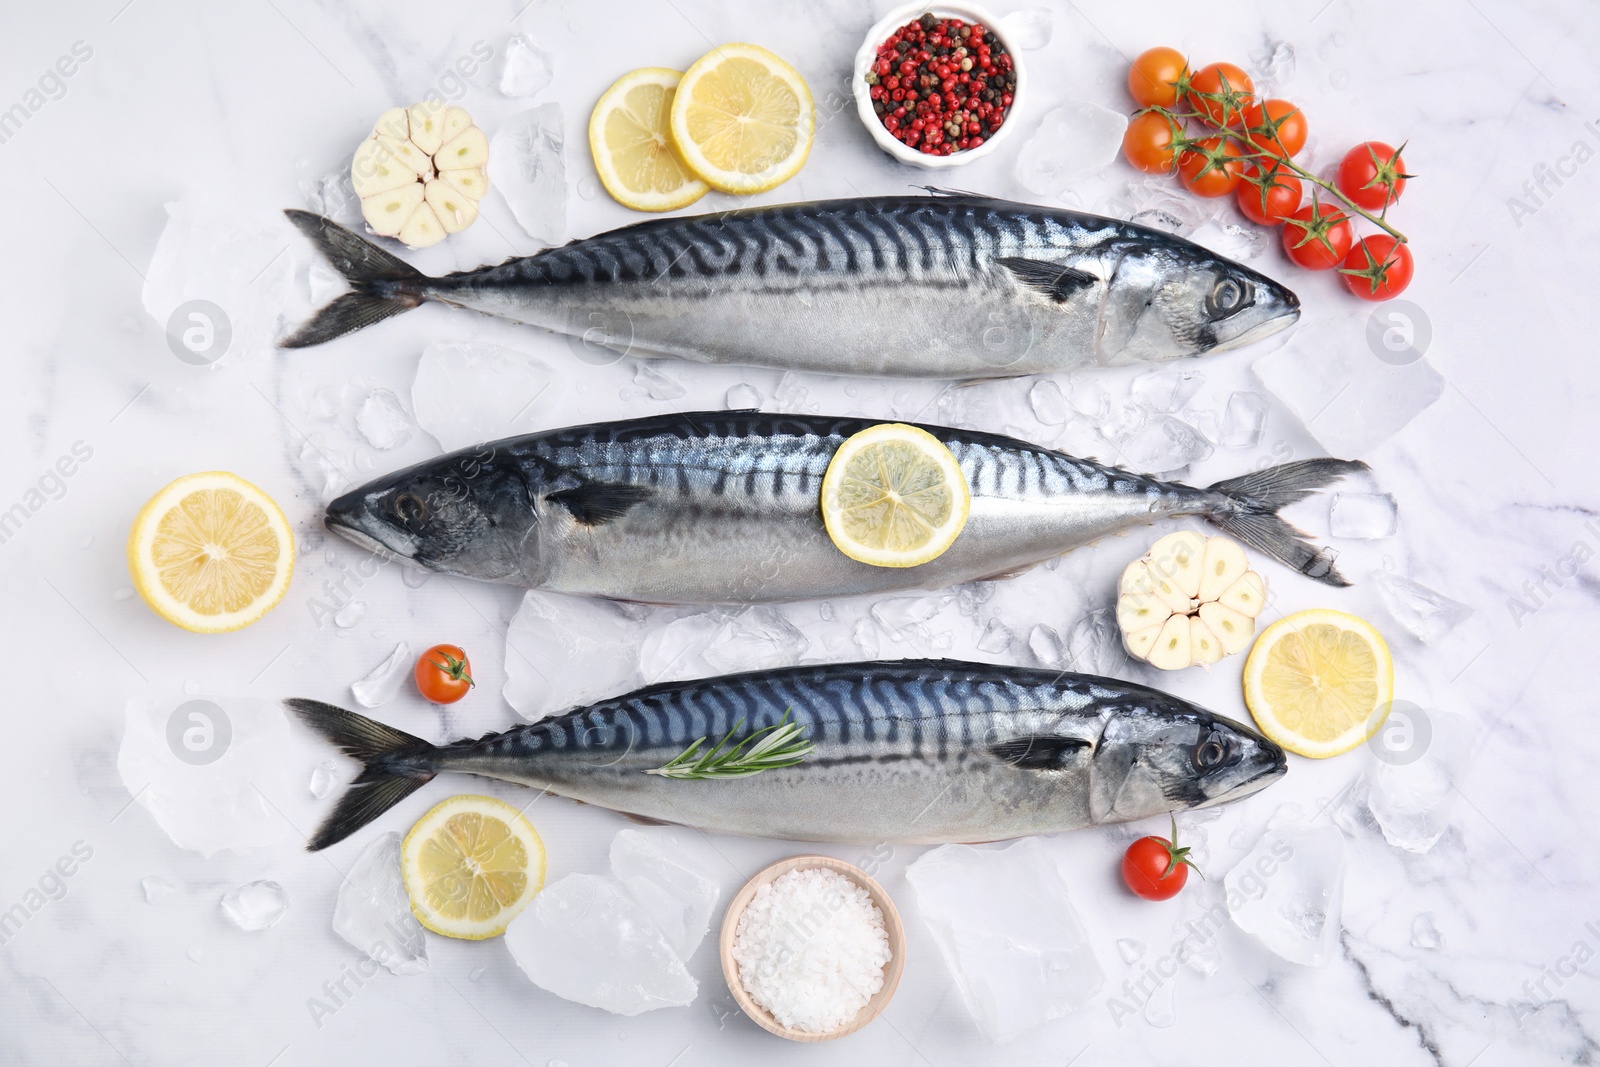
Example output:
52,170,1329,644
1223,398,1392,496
282,195,1301,378
325,413,1365,600
289,660,1287,849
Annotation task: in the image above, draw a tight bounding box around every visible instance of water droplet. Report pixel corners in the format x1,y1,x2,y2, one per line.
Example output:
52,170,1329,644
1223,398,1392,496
1116,937,1146,964
182,679,200,695
112,588,135,601
141,876,176,903
470,966,487,982
401,568,431,589
334,601,367,628
1329,69,1349,89
309,760,337,799
186,947,203,962
577,176,600,201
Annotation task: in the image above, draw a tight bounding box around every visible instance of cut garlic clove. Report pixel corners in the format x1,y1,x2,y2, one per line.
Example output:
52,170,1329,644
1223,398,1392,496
425,179,479,233
361,183,425,237
439,166,489,201
441,106,474,144
1189,617,1223,665
397,202,446,248
371,106,410,140
1145,614,1192,671
1150,568,1194,615
407,101,447,154
1219,570,1267,618
1120,559,1155,597
1198,602,1254,655
1117,591,1173,635
376,135,433,178
351,139,422,198
1149,531,1206,599
1124,623,1164,661
1198,536,1249,603
436,126,489,171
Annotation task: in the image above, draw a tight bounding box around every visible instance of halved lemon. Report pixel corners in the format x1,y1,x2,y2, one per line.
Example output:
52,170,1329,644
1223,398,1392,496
669,43,814,194
401,795,545,940
127,472,294,633
821,423,971,568
589,67,710,212
1242,609,1395,759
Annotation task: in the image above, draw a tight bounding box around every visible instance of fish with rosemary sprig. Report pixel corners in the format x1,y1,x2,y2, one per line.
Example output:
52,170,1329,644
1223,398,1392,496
323,410,1366,603
279,192,1299,378
288,659,1286,850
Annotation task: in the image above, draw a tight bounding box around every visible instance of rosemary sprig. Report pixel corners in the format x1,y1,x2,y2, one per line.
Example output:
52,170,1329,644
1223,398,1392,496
646,710,815,780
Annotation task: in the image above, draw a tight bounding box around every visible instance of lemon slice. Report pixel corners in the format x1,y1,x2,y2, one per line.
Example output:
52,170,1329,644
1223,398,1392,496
401,795,546,940
589,68,710,212
1242,609,1395,759
126,472,294,633
669,43,814,194
821,423,971,568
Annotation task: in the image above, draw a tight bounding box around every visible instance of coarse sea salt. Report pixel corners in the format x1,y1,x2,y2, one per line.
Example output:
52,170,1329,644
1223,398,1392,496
731,867,891,1034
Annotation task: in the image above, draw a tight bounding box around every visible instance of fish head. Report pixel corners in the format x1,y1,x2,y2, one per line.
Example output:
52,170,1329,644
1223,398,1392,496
1091,687,1287,821
1099,239,1300,364
324,446,542,584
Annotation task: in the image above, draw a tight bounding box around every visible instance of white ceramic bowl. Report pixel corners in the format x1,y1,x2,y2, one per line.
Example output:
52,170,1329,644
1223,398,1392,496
852,1,1026,169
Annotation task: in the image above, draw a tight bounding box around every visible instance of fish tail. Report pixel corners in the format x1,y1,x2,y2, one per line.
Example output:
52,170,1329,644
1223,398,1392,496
279,210,429,348
285,698,439,851
1203,459,1369,587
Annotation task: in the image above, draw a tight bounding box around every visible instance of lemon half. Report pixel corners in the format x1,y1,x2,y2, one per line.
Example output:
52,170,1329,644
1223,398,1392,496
589,67,710,212
401,795,546,940
669,43,814,194
821,423,971,568
127,472,294,633
1242,608,1395,759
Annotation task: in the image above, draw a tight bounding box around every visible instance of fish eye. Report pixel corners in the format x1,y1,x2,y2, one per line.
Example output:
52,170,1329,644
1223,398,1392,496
393,492,430,530
1206,278,1252,318
1194,733,1232,771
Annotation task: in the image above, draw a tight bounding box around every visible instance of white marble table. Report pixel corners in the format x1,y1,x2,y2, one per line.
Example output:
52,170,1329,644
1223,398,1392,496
3,1,1597,1064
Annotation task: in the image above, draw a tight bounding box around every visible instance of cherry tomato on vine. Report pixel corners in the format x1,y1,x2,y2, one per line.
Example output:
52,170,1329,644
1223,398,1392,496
1243,98,1307,158
1339,236,1414,300
1337,141,1410,211
1178,136,1246,198
1188,62,1254,125
415,644,475,704
1128,46,1189,108
1122,110,1182,174
1282,201,1352,270
1122,817,1202,901
1236,163,1303,225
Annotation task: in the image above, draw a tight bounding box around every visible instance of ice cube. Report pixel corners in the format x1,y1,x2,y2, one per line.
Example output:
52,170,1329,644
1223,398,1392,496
1372,570,1473,644
701,609,809,674
221,880,288,931
1142,978,1176,1027
504,873,697,1014
504,592,644,720
333,601,366,629
413,340,564,452
1252,318,1444,456
1225,821,1346,967
1064,608,1121,675
1218,391,1268,448
977,618,1014,654
141,877,176,904
1116,938,1146,964
1027,624,1066,668
1366,712,1477,853
1411,913,1443,951
906,839,1104,1043
1015,102,1129,199
142,193,298,367
488,103,567,245
498,34,554,98
609,829,720,961
1111,416,1214,474
333,831,429,975
301,154,363,230
309,760,337,799
725,384,763,409
871,596,946,640
639,612,723,684
351,641,412,708
1029,380,1070,425
1131,369,1205,413
356,389,414,450
1328,493,1397,539
1186,219,1269,264
999,7,1053,49
634,361,686,401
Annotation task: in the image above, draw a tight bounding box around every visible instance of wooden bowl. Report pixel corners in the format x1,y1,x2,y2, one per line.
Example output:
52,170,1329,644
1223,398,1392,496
718,855,906,1042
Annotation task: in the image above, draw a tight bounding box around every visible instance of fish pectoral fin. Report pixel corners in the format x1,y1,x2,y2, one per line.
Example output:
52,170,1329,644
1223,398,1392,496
546,482,653,525
995,257,1100,303
989,735,1092,771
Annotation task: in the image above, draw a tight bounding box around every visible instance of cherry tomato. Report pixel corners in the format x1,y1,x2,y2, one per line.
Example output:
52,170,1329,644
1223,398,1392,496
1122,110,1182,174
1128,46,1189,108
1177,136,1246,198
1339,236,1414,300
1243,98,1307,158
1121,817,1201,901
1188,62,1254,126
1337,141,1410,211
415,644,475,704
1236,163,1303,225
1282,201,1352,270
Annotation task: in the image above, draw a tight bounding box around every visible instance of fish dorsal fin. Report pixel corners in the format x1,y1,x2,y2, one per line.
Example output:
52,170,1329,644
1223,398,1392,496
989,734,1092,770
915,184,997,200
996,257,1099,302
547,483,652,525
